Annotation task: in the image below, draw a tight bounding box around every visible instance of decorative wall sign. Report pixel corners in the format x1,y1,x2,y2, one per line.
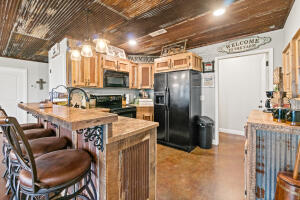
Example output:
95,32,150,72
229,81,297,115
107,45,126,59
50,43,60,58
218,36,271,54
161,39,187,57
127,55,159,63
203,61,215,73
202,73,215,88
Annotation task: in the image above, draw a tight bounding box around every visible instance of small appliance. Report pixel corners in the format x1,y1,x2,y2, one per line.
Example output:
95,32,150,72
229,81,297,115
263,91,274,113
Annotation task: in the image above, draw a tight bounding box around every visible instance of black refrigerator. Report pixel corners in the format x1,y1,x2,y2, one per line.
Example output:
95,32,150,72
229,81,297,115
154,69,201,152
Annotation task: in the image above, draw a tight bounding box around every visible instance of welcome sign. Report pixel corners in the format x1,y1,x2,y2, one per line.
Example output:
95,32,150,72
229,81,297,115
218,36,271,54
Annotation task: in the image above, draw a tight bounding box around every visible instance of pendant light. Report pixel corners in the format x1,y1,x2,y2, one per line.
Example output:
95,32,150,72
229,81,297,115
94,32,109,53
70,49,81,61
81,9,93,57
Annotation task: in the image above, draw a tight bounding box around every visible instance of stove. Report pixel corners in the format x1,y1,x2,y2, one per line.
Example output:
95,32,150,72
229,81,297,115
90,95,136,118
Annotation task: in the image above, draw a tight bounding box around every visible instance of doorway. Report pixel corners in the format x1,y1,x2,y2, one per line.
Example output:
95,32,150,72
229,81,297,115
0,66,28,123
214,49,273,145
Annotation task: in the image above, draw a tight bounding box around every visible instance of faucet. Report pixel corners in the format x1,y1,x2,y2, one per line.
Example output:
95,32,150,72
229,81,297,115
68,87,90,109
50,85,90,109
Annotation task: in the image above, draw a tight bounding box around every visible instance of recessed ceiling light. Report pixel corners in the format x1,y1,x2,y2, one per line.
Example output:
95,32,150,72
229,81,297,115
129,39,137,46
269,25,276,29
213,8,226,16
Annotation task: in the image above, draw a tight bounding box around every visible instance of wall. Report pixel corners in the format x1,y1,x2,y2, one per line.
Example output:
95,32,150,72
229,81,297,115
190,29,285,120
48,38,68,92
284,0,300,47
0,56,49,122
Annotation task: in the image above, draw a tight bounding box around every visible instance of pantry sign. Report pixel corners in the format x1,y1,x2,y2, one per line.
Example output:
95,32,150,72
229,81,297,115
218,36,271,54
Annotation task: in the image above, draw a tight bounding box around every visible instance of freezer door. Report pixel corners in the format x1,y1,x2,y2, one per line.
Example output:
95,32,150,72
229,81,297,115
168,70,191,147
154,72,167,92
154,72,168,142
154,105,168,141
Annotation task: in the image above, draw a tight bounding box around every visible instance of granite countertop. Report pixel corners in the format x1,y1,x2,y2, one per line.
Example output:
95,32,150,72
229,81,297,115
18,103,118,131
109,116,158,143
247,110,300,130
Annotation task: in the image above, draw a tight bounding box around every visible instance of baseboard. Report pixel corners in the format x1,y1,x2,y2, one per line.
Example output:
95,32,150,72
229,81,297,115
219,128,244,136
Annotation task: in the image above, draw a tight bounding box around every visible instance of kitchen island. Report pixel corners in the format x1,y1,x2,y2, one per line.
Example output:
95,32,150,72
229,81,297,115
18,103,159,200
245,110,300,200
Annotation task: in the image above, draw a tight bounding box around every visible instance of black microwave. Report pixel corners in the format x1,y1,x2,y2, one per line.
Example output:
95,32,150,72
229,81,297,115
103,70,129,88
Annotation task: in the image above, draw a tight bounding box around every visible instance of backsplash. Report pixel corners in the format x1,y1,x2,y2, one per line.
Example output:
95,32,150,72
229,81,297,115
83,88,141,104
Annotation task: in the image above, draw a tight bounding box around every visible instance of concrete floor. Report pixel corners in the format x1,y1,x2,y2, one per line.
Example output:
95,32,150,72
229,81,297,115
0,132,245,200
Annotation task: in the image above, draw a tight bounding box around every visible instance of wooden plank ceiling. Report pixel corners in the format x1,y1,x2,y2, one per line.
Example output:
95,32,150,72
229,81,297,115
0,0,294,63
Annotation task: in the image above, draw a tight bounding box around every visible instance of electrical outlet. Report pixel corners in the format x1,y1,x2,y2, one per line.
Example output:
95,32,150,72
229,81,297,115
200,95,205,101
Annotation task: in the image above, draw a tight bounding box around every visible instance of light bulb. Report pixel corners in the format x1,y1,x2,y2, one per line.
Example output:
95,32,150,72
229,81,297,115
81,44,93,57
213,8,226,16
129,39,137,46
95,39,108,53
70,50,81,61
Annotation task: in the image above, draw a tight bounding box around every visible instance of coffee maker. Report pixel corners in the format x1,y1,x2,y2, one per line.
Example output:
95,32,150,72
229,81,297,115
264,91,273,113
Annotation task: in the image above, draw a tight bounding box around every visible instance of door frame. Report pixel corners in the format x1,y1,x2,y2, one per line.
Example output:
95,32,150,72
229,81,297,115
214,48,274,145
0,66,28,122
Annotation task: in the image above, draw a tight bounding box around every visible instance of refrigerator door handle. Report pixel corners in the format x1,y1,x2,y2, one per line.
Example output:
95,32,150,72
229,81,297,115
165,87,170,110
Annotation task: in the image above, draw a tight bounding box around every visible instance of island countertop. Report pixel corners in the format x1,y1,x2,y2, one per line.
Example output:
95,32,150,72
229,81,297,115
247,110,300,131
18,103,118,131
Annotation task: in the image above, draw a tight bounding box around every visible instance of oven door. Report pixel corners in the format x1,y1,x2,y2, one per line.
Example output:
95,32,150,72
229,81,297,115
111,108,136,118
104,70,129,88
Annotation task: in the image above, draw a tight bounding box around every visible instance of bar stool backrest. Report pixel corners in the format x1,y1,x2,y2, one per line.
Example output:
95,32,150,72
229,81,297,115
0,106,8,117
0,116,38,192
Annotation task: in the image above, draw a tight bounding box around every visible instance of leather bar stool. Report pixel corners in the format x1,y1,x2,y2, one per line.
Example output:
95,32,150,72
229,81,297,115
0,117,96,200
275,140,300,199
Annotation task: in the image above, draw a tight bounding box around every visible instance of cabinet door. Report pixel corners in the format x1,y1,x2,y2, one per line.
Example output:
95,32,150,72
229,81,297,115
283,45,292,98
118,59,130,72
154,57,170,73
130,63,138,88
139,64,152,89
84,56,98,87
171,53,191,70
102,55,117,71
71,59,85,87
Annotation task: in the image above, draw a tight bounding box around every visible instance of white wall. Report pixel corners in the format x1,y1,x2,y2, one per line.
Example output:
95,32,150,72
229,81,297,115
284,0,300,47
48,38,68,92
190,29,284,121
0,56,49,122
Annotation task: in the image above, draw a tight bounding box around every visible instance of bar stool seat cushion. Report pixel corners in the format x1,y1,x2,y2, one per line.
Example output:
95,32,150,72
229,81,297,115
277,171,300,186
23,128,55,140
20,123,43,130
10,137,68,160
3,128,56,144
19,149,91,188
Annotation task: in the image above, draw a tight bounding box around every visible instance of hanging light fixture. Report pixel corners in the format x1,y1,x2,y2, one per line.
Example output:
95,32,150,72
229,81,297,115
71,49,81,61
94,38,109,53
80,9,93,57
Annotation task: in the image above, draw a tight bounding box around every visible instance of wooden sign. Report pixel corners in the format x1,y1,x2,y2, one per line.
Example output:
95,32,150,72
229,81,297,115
161,40,187,57
107,45,126,59
127,55,159,63
218,36,271,54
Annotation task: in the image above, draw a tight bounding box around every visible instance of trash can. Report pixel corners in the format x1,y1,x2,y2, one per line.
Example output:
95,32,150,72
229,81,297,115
197,116,214,149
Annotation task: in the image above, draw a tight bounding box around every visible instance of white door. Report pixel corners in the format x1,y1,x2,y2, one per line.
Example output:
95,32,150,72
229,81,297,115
0,67,27,123
218,53,268,135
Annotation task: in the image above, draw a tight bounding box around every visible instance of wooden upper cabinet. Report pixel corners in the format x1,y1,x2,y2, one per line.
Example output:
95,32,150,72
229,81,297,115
154,52,202,73
283,44,294,98
102,55,117,71
293,29,300,96
154,56,171,73
130,62,138,89
71,56,98,87
84,56,98,87
139,63,153,89
118,59,130,72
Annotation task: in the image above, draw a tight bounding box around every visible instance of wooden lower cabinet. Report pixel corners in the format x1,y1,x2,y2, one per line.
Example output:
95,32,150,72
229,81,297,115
136,106,154,121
